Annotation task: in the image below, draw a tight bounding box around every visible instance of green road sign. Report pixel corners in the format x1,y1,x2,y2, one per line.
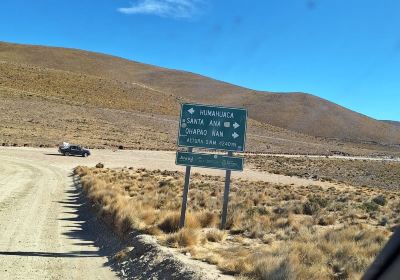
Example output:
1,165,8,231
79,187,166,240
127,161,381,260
176,151,244,171
178,103,248,152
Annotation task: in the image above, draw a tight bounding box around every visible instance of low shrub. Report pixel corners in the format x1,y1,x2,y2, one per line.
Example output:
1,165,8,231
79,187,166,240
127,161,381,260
372,195,387,206
303,201,320,216
317,215,336,226
362,201,379,213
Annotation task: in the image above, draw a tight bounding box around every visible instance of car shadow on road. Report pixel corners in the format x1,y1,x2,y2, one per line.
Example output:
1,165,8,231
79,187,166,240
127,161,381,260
44,153,87,157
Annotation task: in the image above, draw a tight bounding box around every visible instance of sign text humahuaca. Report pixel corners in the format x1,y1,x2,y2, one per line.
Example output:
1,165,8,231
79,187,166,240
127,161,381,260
176,103,248,229
178,103,247,152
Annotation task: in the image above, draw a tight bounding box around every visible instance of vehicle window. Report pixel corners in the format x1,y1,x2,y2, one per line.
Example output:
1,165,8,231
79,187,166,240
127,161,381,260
4,2,400,279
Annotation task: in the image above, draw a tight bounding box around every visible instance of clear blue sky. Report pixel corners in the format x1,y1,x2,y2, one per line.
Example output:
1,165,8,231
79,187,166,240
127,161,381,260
1,0,399,120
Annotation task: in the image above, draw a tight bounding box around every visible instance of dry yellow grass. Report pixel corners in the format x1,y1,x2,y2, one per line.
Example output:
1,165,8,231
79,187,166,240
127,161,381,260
206,229,227,242
166,228,202,248
74,166,399,279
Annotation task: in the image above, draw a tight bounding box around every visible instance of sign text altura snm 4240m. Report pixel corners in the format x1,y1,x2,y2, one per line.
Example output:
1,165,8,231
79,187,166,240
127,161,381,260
178,103,247,152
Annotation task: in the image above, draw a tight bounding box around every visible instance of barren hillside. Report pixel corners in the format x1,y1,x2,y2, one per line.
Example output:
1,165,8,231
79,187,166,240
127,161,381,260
0,41,400,157
383,120,400,127
1,41,400,145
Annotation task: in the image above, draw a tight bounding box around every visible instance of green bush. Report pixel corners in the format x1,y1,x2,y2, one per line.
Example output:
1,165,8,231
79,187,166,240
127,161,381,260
309,195,329,208
303,195,329,215
372,195,387,206
303,201,320,215
362,201,379,213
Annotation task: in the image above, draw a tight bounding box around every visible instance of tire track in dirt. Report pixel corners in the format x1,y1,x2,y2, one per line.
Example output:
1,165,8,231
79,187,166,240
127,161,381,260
0,159,41,213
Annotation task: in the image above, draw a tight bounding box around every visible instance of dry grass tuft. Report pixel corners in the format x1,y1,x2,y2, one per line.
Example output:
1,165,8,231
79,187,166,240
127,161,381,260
113,247,132,262
157,212,180,233
197,211,219,228
158,212,200,233
166,228,201,248
206,229,227,242
317,215,336,226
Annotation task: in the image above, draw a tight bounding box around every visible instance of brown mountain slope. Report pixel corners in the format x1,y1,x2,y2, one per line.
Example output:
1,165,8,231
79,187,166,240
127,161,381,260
0,61,180,115
3,57,343,154
239,92,400,143
1,41,400,144
383,120,400,127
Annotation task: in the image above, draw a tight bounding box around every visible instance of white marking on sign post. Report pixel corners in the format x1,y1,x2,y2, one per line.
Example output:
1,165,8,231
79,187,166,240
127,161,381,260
232,132,239,139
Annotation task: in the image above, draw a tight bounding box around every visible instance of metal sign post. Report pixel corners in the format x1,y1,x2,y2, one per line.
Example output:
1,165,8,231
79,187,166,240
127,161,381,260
179,147,193,228
176,103,247,230
220,151,233,229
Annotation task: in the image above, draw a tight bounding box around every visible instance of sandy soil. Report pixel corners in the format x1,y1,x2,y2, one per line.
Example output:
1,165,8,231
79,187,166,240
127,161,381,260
0,146,348,279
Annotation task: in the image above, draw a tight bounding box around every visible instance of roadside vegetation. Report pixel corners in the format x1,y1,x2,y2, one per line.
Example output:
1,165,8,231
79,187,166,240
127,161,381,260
247,155,400,190
74,166,399,280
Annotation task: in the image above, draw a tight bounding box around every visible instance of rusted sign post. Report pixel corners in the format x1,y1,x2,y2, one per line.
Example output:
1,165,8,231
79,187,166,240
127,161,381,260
176,103,247,229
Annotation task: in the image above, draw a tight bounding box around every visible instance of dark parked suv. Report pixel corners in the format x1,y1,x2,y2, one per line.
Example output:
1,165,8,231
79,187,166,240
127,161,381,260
59,145,91,157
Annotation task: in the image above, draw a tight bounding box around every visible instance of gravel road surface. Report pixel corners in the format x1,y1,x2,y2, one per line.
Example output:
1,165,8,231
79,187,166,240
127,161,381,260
0,148,121,279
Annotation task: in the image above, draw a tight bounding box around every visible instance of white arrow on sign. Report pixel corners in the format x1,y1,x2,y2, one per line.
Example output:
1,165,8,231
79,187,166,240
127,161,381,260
232,132,239,139
233,122,240,129
188,108,195,114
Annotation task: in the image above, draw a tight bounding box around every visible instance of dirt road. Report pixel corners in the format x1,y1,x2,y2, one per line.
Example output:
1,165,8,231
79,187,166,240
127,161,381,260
0,146,345,279
0,149,121,279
